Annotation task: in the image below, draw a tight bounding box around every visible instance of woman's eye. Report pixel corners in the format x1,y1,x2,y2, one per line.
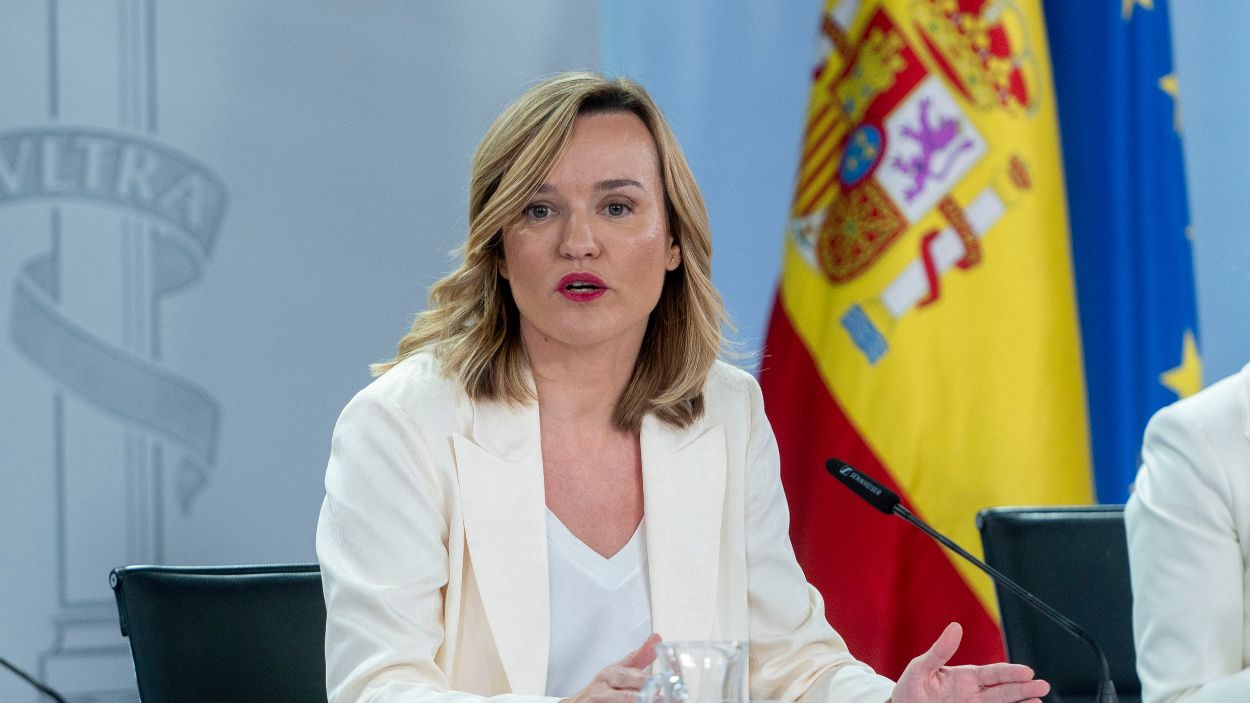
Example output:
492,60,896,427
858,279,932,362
605,202,631,217
525,204,551,220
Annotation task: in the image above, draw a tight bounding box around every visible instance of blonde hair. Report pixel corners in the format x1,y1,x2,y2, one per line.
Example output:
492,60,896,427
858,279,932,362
373,72,726,432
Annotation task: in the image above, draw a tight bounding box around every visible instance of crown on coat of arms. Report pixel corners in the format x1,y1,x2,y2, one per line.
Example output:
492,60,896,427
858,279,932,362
911,0,1038,113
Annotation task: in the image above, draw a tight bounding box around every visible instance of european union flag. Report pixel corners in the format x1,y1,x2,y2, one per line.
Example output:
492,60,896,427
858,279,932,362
1045,0,1201,502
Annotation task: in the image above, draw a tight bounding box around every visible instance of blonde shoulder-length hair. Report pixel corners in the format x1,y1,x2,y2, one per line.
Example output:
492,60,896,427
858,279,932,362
373,72,727,432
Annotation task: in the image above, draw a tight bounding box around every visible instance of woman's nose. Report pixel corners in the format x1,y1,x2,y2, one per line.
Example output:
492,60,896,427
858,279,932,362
558,211,601,259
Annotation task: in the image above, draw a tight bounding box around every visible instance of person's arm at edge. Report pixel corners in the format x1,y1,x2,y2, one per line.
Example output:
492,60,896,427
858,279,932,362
1126,403,1250,703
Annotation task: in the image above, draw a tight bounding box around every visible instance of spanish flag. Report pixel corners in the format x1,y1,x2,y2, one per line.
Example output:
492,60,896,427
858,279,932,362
759,0,1094,677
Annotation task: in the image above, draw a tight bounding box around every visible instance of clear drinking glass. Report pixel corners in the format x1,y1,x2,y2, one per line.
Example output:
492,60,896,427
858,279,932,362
639,641,747,703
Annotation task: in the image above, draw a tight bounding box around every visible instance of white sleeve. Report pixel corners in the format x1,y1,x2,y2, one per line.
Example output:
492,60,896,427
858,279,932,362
316,389,556,703
1126,404,1250,703
740,377,896,703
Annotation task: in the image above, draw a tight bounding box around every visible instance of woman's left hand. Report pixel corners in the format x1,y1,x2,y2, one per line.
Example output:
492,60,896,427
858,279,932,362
891,622,1050,703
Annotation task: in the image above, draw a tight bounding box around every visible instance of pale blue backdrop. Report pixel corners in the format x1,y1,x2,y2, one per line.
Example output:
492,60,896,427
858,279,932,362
1172,2,1250,383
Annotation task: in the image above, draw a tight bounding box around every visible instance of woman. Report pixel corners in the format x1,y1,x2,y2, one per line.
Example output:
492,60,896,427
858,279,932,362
1126,363,1250,702
316,72,1048,703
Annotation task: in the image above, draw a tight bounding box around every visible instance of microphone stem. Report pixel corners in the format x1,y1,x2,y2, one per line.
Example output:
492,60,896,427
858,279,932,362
892,505,1114,691
0,656,68,703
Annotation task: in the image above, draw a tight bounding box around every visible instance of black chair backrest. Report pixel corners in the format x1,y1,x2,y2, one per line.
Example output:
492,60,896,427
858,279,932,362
110,563,327,703
977,506,1140,703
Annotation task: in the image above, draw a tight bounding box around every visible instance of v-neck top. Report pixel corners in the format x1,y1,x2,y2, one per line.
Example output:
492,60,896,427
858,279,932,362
543,509,652,698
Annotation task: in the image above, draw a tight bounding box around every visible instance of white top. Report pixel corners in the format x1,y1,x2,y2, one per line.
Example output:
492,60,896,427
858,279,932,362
544,510,652,698
1126,363,1250,702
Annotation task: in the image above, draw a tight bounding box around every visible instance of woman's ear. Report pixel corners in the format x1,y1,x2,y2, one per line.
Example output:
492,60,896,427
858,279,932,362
666,240,681,271
497,236,510,280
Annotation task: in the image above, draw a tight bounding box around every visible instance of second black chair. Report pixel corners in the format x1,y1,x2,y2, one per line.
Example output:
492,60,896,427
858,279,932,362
977,505,1140,703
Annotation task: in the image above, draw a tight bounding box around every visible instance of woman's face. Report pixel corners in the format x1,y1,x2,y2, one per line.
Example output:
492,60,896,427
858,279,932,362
500,111,681,357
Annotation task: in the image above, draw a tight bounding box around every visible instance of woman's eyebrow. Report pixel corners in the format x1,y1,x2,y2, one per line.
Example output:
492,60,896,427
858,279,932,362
534,179,645,195
595,178,645,192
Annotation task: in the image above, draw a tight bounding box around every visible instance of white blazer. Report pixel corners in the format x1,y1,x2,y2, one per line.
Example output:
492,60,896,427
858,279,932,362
316,352,894,703
1126,363,1250,702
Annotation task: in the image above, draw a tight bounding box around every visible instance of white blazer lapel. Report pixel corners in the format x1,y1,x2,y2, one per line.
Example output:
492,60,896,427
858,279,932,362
453,398,549,695
641,415,727,641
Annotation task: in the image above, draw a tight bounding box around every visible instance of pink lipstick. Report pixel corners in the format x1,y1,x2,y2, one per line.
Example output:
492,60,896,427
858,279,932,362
556,273,607,302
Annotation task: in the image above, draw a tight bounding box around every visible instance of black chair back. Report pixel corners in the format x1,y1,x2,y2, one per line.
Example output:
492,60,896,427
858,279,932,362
110,563,327,703
977,506,1140,703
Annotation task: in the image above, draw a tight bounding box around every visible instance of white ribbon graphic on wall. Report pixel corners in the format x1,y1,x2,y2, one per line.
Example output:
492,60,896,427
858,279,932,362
3,127,227,511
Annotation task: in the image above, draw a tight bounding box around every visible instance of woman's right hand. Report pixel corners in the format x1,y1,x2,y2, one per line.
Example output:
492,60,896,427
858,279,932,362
562,633,662,703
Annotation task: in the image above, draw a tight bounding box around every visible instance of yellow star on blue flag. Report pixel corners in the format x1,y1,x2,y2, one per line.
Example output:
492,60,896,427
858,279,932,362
1159,73,1181,132
1123,0,1154,20
1160,330,1202,399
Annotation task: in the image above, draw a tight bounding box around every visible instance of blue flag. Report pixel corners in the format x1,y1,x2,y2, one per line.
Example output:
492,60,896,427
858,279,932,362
1044,0,1201,502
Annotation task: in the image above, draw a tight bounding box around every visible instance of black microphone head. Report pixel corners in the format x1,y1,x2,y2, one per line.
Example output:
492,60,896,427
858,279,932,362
825,459,901,515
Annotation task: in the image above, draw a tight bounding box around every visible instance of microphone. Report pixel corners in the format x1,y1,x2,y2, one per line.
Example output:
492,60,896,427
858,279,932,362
0,656,68,703
825,458,1117,703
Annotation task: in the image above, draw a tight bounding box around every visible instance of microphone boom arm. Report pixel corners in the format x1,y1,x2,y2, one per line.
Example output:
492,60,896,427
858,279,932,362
891,504,1116,703
0,656,68,703
825,457,1116,703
